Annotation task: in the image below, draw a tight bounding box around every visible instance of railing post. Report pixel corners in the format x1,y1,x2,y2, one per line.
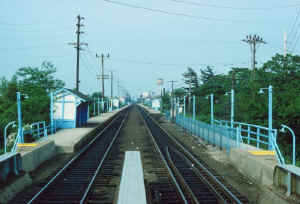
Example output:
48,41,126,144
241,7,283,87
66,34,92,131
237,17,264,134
256,128,260,149
98,97,100,115
193,95,196,121
231,89,234,129
17,92,24,143
50,92,54,134
183,96,186,117
213,123,216,146
268,85,273,150
93,97,96,116
207,124,209,142
236,126,240,148
220,127,223,150
211,94,214,125
247,125,250,144
44,122,48,139
226,128,230,154
37,123,40,138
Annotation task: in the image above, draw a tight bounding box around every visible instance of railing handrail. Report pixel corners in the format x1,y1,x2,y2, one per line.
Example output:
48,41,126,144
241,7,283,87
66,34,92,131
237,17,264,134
270,134,285,165
214,119,276,132
9,121,54,153
11,132,21,152
176,114,285,164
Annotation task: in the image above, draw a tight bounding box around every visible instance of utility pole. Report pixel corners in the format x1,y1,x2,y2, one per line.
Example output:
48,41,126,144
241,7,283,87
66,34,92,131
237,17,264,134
96,53,109,101
284,32,287,57
68,15,87,91
168,80,177,121
242,34,266,80
110,71,114,98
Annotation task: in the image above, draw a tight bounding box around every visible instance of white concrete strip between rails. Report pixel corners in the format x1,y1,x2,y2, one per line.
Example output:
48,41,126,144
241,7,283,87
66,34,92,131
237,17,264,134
117,151,147,204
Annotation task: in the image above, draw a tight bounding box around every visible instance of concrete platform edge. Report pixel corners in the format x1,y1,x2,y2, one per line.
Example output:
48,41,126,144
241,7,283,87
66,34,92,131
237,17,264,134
20,140,56,172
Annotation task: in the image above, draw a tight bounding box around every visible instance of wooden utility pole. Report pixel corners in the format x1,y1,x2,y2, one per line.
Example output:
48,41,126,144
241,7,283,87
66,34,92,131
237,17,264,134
68,15,87,91
168,80,177,121
96,53,109,100
110,71,114,98
284,32,287,57
242,34,266,80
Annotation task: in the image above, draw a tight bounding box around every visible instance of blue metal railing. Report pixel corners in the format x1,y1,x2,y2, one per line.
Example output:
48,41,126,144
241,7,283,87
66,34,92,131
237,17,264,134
29,121,47,140
174,114,242,155
213,119,276,150
11,133,21,152
213,119,285,165
164,112,285,165
10,121,56,153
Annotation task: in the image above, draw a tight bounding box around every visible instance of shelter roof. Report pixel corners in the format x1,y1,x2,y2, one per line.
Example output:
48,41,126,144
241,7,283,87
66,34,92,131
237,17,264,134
54,88,90,102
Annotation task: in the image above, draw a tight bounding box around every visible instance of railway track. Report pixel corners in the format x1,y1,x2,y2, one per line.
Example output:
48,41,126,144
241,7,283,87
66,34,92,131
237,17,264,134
85,106,187,204
138,106,249,204
10,105,249,204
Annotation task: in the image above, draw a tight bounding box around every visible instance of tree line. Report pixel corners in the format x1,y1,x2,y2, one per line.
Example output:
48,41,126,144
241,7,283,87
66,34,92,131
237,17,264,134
162,53,300,164
0,62,65,153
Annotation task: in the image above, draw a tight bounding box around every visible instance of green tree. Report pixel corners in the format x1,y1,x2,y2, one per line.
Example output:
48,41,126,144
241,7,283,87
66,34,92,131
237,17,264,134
0,61,65,148
183,67,199,91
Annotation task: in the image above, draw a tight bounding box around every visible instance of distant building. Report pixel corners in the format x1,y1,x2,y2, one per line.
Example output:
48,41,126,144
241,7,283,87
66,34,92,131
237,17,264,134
53,88,90,129
112,98,119,108
151,99,161,111
141,92,149,98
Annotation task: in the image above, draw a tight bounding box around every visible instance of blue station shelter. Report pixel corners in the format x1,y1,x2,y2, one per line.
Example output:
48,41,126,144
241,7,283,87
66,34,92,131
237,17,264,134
52,88,90,129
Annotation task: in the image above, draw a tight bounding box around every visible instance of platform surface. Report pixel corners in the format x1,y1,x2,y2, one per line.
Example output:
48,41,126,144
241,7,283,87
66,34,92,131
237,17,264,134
48,108,126,153
88,110,121,124
139,104,161,114
117,151,147,204
48,128,94,147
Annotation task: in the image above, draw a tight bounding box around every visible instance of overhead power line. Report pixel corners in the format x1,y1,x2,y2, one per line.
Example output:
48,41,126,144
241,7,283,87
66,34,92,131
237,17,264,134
288,8,300,53
288,8,300,39
169,0,300,10
81,53,98,74
80,55,97,75
110,57,255,67
0,20,73,28
103,0,246,22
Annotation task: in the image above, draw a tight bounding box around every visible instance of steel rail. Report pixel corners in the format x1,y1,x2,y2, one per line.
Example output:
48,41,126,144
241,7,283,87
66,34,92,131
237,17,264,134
168,130,244,204
79,111,129,203
26,109,127,204
137,107,189,204
140,106,245,204
165,146,200,204
169,146,229,204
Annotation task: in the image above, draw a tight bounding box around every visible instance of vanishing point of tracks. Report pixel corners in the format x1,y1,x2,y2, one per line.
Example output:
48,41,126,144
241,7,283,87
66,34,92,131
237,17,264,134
14,105,249,204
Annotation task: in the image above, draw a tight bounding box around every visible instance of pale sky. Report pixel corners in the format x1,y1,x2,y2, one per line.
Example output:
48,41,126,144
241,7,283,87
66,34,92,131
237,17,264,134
1,0,299,97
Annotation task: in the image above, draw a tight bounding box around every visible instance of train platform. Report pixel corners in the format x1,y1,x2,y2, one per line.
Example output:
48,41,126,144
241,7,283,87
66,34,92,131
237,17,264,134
17,107,127,172
0,108,126,204
230,147,278,186
48,110,122,153
139,104,160,114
